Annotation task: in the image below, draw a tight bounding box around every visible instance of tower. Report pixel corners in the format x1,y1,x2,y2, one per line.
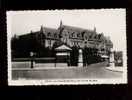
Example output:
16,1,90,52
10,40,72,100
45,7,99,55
40,25,44,33
30,30,33,36
58,20,64,39
39,25,46,47
60,20,63,28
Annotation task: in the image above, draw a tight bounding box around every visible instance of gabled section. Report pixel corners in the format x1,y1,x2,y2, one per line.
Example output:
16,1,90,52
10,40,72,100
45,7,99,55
55,44,72,51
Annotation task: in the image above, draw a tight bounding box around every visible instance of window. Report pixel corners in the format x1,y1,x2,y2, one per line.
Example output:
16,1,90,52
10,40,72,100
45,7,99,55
64,33,67,37
77,33,80,38
98,34,101,39
89,35,92,39
48,40,51,46
54,33,58,38
48,32,51,37
72,32,76,38
84,34,88,40
74,33,77,38
94,35,97,39
72,32,75,38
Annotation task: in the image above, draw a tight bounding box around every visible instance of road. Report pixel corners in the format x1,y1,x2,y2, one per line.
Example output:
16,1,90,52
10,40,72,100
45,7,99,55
12,62,122,80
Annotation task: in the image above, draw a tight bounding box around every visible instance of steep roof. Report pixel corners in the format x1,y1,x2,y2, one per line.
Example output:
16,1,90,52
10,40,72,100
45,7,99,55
42,27,58,34
18,31,40,39
62,25,95,33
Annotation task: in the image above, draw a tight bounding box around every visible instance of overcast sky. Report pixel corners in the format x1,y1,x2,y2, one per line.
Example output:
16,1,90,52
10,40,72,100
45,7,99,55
7,9,126,51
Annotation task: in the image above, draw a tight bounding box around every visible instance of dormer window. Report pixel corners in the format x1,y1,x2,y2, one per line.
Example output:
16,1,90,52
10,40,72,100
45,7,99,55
74,32,77,38
98,34,101,39
84,35,88,40
94,35,97,39
54,33,58,38
89,35,92,39
48,32,51,37
72,32,75,38
64,33,67,37
77,33,80,38
62,30,69,38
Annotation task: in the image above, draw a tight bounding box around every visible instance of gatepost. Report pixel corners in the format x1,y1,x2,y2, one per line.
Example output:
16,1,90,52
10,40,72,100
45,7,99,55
78,49,83,67
109,49,115,68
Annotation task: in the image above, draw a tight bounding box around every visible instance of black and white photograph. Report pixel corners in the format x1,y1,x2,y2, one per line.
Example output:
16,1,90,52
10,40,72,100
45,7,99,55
7,9,127,85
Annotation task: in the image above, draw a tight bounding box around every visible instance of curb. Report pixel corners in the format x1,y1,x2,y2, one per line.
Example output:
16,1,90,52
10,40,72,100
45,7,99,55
12,67,81,71
105,67,123,73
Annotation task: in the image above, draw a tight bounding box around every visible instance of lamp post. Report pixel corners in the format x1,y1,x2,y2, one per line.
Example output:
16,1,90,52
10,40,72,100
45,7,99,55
30,52,34,68
67,52,70,67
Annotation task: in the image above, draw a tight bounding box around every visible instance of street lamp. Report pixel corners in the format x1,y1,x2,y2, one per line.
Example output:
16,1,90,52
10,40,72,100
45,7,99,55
30,51,34,68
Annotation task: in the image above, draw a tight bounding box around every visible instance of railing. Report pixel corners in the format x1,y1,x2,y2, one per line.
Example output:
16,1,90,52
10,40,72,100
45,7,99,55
12,57,55,62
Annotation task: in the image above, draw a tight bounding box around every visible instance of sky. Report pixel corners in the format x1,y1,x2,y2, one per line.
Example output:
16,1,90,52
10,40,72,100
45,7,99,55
7,9,126,51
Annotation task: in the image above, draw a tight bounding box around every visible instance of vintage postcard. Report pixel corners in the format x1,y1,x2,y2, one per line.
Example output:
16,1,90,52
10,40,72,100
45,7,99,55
7,9,127,85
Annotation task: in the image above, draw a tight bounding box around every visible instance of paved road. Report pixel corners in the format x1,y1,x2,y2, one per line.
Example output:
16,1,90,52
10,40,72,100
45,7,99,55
12,62,122,80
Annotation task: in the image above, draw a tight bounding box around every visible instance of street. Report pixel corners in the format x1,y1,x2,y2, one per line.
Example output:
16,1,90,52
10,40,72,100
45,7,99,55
11,61,123,80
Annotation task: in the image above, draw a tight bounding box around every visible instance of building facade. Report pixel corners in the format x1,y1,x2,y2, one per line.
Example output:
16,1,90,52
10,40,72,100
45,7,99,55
12,21,113,58
35,21,113,56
